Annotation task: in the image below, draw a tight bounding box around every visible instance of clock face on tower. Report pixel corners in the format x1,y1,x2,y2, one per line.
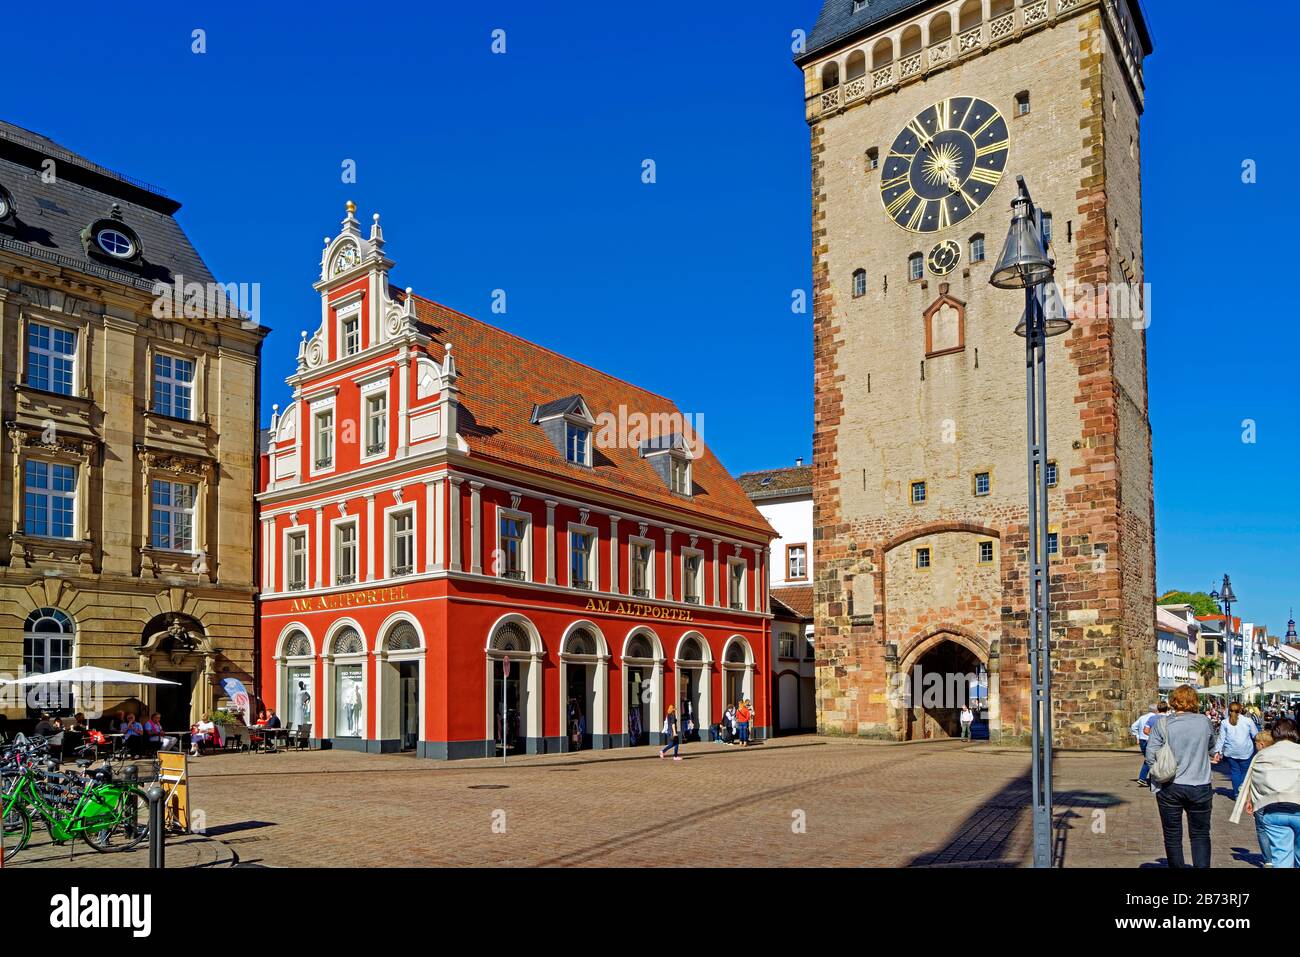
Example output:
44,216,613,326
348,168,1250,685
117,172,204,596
927,240,961,276
880,96,1009,234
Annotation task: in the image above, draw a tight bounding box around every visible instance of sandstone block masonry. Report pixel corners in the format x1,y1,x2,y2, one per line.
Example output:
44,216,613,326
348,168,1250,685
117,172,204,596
802,0,1156,747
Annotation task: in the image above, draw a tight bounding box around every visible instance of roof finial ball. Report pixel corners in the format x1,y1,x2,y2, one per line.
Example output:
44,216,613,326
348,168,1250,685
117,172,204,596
345,200,356,214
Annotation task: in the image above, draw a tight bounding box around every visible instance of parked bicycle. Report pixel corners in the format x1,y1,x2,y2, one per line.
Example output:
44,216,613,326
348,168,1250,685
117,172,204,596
1,735,153,862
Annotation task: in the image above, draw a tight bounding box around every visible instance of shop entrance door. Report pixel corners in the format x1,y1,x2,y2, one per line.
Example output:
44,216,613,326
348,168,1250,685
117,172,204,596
492,660,523,755
626,668,648,746
156,672,193,734
678,668,703,742
399,661,419,752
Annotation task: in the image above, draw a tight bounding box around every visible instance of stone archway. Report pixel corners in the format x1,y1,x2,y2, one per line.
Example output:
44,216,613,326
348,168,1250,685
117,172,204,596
895,628,996,741
137,613,217,727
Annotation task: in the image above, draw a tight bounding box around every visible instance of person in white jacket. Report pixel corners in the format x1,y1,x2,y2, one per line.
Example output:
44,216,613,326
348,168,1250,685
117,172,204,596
1230,717,1300,867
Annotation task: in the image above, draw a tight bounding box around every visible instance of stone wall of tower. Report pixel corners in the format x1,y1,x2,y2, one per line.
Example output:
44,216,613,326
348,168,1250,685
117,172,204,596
807,1,1157,747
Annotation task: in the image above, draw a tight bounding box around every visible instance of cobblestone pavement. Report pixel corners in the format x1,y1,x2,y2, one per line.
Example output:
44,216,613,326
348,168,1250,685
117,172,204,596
139,735,1258,868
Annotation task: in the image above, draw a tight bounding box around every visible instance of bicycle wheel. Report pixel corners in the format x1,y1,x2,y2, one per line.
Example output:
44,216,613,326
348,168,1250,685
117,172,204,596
2,803,31,863
81,786,151,853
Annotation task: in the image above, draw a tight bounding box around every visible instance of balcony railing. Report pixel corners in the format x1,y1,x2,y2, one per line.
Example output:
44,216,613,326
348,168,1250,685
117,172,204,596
336,572,356,585
929,39,951,65
502,568,525,581
1024,0,1050,26
989,12,1015,41
871,65,893,89
843,75,867,101
315,456,333,470
288,579,306,592
730,601,744,611
390,564,412,577
573,579,592,590
958,26,983,51
820,86,841,111
632,588,649,599
898,52,923,78
685,595,700,605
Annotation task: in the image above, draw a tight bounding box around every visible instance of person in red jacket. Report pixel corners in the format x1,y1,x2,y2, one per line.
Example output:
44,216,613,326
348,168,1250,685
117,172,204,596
736,700,752,747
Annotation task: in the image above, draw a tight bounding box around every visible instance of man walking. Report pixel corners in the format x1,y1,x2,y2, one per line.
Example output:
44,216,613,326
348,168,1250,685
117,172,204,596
960,704,975,740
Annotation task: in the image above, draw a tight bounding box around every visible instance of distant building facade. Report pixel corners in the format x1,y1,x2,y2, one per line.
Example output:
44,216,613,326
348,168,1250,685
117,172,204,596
738,463,816,734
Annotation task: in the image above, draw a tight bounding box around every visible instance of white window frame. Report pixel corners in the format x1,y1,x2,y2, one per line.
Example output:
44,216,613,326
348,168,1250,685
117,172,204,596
908,254,924,282
669,453,691,496
151,351,196,420
787,544,808,580
727,557,747,611
149,477,196,553
970,235,986,263
342,315,361,357
26,320,78,397
681,547,704,605
23,458,77,540
386,503,416,578
312,405,336,474
332,515,359,586
363,390,389,461
628,535,655,599
496,508,532,582
284,527,308,591
566,422,591,466
567,522,598,590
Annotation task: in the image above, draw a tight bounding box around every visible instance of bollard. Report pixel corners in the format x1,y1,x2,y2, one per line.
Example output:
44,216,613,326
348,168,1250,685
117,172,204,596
146,784,165,869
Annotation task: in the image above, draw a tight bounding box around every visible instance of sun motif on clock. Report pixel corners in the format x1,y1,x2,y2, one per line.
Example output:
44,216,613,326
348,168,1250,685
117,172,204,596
880,96,1010,234
332,242,360,275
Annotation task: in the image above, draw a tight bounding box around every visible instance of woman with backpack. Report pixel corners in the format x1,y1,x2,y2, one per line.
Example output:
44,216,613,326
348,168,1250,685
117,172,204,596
1145,684,1218,867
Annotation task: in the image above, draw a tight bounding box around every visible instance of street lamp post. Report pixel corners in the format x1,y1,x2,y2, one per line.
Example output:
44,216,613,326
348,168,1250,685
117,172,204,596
989,176,1071,869
1210,575,1237,703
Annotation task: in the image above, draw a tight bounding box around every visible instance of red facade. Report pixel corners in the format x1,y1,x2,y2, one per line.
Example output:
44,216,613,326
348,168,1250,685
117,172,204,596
256,205,775,757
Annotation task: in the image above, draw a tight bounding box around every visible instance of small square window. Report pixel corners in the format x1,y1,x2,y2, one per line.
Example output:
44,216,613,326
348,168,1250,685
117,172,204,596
978,541,994,564
1016,91,1031,115
865,147,879,171
974,472,990,497
1046,461,1058,488
910,480,926,504
566,424,590,466
1041,212,1053,247
970,235,986,263
852,269,867,298
908,253,924,282
915,547,931,570
1047,531,1059,556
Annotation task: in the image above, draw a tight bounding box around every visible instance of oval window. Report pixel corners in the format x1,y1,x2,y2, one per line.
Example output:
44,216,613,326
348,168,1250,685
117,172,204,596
96,228,135,258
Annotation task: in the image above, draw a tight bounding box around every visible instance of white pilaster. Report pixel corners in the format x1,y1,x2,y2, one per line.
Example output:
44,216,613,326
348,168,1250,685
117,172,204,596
313,508,323,589
424,478,436,573
712,539,722,608
470,481,483,574
449,477,463,571
434,476,446,570
365,493,376,581
664,527,674,601
609,515,621,595
545,500,557,585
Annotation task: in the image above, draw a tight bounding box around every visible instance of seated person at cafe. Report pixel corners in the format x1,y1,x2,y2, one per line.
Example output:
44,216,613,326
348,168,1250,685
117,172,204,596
121,712,147,756
265,709,282,729
34,712,57,737
143,713,164,753
190,714,218,756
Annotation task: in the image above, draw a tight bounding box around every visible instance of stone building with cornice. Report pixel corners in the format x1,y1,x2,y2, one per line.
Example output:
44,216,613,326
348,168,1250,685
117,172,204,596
0,120,266,728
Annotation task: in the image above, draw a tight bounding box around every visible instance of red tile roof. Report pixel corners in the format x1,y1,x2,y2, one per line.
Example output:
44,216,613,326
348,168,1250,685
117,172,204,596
771,584,813,620
410,293,773,538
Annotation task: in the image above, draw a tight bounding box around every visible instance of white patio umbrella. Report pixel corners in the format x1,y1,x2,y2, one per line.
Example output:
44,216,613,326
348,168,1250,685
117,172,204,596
1,665,179,686
1259,678,1300,695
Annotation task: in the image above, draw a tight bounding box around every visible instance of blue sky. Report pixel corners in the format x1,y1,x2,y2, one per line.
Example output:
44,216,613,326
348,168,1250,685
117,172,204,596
4,1,1296,630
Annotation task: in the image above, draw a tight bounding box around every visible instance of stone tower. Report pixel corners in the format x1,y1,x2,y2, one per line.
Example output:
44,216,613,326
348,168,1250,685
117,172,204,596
798,0,1156,746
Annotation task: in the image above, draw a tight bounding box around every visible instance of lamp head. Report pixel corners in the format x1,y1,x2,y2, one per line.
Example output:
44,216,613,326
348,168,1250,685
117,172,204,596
989,185,1054,290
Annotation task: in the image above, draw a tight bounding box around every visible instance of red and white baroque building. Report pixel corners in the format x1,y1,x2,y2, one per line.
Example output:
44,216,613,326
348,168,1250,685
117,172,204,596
256,203,776,758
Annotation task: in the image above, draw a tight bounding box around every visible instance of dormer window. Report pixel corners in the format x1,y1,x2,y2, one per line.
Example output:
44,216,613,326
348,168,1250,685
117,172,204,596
82,205,142,265
531,395,596,467
566,423,590,466
0,184,15,224
669,455,690,495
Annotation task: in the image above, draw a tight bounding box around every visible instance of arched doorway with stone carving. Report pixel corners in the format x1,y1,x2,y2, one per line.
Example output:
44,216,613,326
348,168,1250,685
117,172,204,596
374,614,425,753
138,613,216,729
896,629,997,741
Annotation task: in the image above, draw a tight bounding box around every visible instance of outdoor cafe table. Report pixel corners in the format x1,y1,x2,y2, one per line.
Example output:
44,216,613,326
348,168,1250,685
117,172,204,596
254,727,290,753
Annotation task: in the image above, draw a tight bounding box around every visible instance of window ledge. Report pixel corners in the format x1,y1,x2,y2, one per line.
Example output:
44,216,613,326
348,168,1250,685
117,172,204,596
144,409,210,429
14,383,92,406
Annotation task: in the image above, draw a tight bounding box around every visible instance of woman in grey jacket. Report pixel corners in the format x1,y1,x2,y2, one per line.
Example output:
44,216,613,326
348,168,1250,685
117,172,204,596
1145,684,1218,867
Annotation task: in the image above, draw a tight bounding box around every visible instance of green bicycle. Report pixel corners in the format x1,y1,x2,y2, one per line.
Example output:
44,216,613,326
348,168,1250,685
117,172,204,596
2,762,152,862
